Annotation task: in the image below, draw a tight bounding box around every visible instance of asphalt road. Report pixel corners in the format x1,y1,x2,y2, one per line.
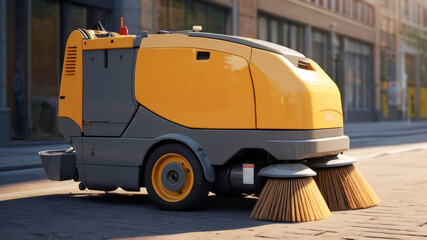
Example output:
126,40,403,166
1,144,427,239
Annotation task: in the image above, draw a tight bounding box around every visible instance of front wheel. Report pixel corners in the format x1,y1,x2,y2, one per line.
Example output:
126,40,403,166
144,143,210,210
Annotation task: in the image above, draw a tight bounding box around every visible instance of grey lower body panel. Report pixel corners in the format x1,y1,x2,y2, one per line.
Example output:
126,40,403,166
69,106,349,190
83,123,128,137
268,136,348,160
71,136,153,189
122,106,349,165
83,165,140,190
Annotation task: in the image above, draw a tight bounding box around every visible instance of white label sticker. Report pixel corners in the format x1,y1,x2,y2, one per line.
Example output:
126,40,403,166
243,164,254,185
326,113,333,121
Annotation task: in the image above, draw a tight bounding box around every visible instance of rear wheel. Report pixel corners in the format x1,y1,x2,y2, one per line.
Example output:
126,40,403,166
144,143,210,210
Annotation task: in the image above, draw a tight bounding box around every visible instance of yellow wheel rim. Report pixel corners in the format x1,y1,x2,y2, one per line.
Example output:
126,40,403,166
151,153,194,202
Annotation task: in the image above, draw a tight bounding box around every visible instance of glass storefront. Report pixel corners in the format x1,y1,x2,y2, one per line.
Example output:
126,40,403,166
405,54,417,120
7,0,29,139
7,0,112,139
421,57,427,119
159,0,230,34
380,53,397,119
31,0,59,138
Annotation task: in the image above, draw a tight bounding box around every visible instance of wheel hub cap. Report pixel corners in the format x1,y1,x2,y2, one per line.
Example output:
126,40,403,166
161,162,186,191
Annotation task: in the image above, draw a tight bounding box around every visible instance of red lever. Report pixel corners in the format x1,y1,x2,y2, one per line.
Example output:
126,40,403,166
119,17,128,35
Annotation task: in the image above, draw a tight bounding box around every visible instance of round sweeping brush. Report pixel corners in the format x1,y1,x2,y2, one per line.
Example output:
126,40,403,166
250,164,331,222
313,164,380,211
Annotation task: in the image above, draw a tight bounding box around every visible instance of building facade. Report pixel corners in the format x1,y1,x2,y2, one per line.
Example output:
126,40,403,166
398,0,427,121
3,0,142,144
1,0,426,145
378,0,400,120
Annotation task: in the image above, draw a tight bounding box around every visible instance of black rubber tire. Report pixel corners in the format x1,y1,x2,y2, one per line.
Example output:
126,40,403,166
144,143,210,211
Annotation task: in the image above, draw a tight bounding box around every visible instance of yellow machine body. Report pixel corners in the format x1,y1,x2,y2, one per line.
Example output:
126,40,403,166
59,30,342,131
58,30,135,130
141,34,342,130
58,30,84,129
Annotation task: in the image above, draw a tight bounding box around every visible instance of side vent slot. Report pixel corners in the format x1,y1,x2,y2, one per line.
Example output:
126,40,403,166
196,51,210,60
64,46,77,76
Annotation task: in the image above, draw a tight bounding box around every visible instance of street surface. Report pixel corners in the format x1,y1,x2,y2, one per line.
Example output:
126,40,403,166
1,138,427,239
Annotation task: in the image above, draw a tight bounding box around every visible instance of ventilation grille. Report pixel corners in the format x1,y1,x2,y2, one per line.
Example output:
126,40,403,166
64,46,77,76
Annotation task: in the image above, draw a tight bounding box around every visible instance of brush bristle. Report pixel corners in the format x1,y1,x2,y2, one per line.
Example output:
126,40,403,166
250,177,331,222
313,164,380,211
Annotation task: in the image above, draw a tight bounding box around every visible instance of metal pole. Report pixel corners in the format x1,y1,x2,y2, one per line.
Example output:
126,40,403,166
232,0,238,36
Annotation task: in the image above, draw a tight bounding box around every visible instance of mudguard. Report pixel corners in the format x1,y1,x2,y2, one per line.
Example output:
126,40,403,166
153,133,215,183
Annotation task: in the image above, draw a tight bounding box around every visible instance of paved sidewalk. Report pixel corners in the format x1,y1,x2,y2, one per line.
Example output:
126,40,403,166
344,120,427,138
0,140,70,172
0,121,426,172
345,120,427,148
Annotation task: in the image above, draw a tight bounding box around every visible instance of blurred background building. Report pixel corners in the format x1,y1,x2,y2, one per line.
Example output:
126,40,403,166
0,0,426,145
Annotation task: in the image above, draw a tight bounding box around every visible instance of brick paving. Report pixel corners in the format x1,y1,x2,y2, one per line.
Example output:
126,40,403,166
0,145,426,239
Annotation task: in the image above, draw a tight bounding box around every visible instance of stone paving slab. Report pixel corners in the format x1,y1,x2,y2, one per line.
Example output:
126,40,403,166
0,147,426,239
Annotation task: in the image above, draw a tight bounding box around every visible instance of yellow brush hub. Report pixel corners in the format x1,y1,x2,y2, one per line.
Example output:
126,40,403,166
151,153,194,202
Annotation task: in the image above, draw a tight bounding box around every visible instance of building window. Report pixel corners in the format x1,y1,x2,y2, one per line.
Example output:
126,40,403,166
258,15,268,41
344,38,373,111
424,7,427,26
339,0,344,13
257,13,305,54
330,0,336,11
303,0,373,26
363,4,368,23
406,54,417,119
380,16,388,32
159,0,230,34
270,19,279,43
404,0,410,17
388,18,395,34
420,56,427,119
31,0,60,138
357,1,361,20
312,30,330,73
347,0,353,17
380,0,395,10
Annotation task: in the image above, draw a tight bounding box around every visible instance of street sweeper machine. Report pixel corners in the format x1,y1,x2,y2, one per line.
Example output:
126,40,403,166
39,21,380,222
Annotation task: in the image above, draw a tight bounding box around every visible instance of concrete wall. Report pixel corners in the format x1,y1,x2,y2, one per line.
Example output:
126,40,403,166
0,0,10,146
